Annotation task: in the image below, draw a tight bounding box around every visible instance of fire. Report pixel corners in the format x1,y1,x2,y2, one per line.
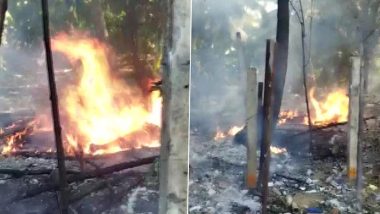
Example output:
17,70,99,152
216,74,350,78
278,110,300,125
270,146,287,154
50,33,161,155
214,126,244,141
309,87,349,126
1,119,38,154
227,126,244,135
213,126,287,154
278,88,349,126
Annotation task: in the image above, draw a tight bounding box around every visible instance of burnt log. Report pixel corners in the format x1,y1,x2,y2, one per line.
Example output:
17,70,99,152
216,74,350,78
10,147,159,161
17,155,158,200
0,168,79,177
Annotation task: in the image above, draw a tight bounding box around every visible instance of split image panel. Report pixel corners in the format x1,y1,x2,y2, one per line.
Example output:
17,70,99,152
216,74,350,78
0,0,189,214
189,0,379,213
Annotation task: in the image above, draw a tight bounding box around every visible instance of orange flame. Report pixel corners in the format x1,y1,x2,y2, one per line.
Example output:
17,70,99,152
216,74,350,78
51,33,161,155
213,125,287,154
1,120,38,154
278,88,349,126
309,87,349,126
278,110,300,125
214,126,244,141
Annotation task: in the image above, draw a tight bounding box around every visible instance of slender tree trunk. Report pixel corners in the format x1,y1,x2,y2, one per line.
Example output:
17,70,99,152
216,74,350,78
158,0,190,213
91,0,108,41
360,0,380,94
125,1,152,97
272,0,289,125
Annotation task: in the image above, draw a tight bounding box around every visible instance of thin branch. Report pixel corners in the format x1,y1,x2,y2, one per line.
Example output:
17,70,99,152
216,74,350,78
308,0,314,65
290,0,303,24
299,0,305,24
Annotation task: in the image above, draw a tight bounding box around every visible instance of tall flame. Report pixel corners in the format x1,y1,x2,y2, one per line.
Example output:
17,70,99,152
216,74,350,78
51,33,161,155
309,87,349,125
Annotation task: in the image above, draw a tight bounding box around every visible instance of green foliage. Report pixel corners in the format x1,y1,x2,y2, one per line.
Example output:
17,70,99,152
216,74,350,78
2,0,166,79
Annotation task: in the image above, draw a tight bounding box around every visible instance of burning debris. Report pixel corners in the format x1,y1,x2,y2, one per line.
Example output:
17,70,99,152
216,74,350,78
51,33,161,155
0,29,165,213
0,33,162,157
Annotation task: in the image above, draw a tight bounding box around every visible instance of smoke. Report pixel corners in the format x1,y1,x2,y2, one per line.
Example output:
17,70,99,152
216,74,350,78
191,0,276,135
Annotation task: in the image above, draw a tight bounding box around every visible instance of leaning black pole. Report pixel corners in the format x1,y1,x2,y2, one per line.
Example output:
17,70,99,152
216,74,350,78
41,0,68,213
261,40,275,214
0,0,7,45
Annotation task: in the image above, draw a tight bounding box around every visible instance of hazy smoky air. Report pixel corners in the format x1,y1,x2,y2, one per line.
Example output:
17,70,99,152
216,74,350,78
190,0,380,134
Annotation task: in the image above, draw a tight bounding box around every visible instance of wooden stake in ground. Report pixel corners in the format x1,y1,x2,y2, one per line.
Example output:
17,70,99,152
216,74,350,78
158,0,190,213
261,40,275,214
246,67,258,189
41,0,68,213
257,82,265,190
348,56,361,182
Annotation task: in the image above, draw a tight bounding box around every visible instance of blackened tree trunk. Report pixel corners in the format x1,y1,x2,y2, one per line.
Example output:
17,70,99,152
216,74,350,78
272,0,289,125
0,0,7,45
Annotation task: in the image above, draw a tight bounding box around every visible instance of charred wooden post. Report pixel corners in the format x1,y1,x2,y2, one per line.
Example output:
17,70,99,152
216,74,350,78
0,0,7,45
261,40,276,214
272,0,289,125
158,0,190,213
257,82,265,190
246,67,258,189
348,56,361,182
41,0,68,213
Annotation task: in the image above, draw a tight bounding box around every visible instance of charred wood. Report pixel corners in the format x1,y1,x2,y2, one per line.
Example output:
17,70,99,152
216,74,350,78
9,147,159,161
0,168,79,177
16,155,158,200
68,174,143,204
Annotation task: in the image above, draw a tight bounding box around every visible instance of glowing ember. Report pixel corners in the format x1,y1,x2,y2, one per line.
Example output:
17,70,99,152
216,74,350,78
51,33,161,155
